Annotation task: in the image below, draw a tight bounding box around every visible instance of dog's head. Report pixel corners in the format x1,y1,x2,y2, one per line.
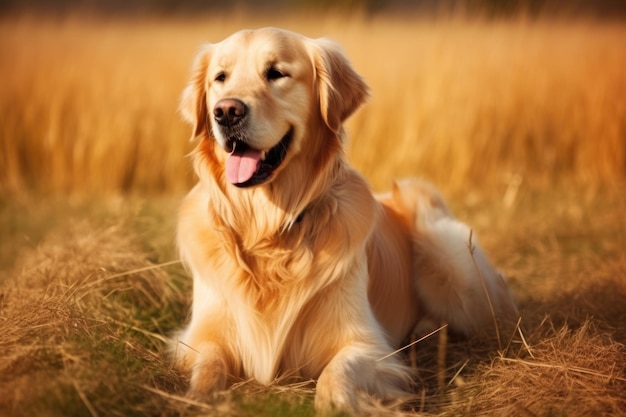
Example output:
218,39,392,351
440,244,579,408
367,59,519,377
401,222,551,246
180,27,368,188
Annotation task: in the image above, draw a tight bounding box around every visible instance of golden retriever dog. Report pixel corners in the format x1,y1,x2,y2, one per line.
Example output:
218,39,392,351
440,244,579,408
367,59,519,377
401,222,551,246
173,27,518,414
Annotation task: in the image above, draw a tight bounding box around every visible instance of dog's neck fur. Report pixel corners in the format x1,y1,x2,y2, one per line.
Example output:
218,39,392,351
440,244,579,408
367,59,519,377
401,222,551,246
193,129,343,242
191,132,352,304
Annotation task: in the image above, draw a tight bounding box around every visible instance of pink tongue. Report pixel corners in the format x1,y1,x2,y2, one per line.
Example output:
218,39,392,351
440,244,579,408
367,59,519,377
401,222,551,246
226,149,262,184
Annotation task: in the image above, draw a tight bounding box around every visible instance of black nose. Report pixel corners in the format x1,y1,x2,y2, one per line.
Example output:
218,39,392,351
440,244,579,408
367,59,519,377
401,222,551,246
213,98,247,127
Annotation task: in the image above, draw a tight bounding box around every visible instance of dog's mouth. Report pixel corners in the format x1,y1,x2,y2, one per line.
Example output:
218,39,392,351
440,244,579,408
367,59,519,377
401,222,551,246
224,128,293,187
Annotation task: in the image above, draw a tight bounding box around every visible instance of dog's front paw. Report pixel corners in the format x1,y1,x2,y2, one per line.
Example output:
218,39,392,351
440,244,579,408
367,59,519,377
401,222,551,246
177,341,230,400
315,362,358,415
189,360,228,400
314,344,413,415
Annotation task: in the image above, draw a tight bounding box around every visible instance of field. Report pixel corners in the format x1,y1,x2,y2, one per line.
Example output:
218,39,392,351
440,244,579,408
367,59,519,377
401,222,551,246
1,11,625,416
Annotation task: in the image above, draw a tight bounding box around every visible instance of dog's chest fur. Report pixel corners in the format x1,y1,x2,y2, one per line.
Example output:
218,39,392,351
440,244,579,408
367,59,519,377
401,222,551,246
226,281,328,383
189,220,355,383
178,177,377,382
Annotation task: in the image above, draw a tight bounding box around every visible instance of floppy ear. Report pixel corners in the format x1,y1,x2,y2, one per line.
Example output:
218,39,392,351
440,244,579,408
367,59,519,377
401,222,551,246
179,44,213,140
312,39,369,133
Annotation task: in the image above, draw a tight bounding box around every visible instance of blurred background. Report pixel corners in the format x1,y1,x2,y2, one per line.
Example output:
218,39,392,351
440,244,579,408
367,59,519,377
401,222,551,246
1,0,624,197
2,0,626,16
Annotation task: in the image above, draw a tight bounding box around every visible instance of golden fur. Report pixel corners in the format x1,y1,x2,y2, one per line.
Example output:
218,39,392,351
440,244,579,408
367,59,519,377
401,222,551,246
173,27,518,413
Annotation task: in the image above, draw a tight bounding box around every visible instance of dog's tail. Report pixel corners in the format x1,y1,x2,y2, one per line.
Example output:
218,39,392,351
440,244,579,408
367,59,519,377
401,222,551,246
392,178,519,339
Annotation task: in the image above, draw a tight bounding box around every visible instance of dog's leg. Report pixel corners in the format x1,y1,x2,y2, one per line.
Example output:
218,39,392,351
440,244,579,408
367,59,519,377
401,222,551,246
315,344,362,413
315,342,410,414
190,342,231,397
172,280,235,401
313,258,412,414
173,330,233,399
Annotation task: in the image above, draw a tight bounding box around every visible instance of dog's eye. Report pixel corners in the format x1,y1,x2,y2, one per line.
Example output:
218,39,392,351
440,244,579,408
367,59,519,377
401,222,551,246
214,72,226,82
266,67,287,81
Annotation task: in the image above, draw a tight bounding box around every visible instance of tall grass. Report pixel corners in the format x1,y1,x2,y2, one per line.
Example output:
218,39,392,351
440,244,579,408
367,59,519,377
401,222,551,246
0,13,624,195
346,17,626,191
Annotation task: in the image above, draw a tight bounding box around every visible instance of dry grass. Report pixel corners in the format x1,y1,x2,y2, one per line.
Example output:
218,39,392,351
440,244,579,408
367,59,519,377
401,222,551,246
0,219,188,416
340,16,626,192
439,321,626,416
1,191,624,417
1,10,626,417
0,13,624,194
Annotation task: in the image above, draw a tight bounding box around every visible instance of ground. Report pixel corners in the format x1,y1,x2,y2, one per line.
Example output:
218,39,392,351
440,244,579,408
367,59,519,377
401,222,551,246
1,188,624,416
